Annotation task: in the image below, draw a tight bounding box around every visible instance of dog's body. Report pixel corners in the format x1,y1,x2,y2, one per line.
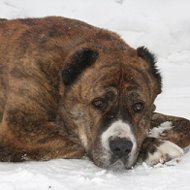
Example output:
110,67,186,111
0,17,189,169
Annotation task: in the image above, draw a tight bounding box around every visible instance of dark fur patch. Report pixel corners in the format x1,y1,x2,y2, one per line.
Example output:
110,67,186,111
62,48,98,86
18,18,37,26
137,46,162,92
10,67,29,79
0,18,7,26
47,27,63,38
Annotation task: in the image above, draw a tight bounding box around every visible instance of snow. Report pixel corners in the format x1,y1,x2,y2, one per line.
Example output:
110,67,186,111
0,0,190,189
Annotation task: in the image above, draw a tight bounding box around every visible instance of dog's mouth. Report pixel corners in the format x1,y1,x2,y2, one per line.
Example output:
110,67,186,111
92,146,138,169
108,159,126,170
108,155,132,170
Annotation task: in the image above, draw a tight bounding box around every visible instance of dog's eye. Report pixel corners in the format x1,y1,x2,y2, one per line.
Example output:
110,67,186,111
92,98,107,111
132,102,144,113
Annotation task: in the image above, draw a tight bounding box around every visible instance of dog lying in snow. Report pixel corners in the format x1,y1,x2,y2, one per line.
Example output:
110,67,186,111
0,16,189,169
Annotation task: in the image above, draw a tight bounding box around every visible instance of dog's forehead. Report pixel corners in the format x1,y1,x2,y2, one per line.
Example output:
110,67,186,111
71,49,154,100
93,58,148,84
86,66,148,98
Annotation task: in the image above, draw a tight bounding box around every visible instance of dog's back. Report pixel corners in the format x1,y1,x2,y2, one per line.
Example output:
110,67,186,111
0,17,90,123
0,17,99,161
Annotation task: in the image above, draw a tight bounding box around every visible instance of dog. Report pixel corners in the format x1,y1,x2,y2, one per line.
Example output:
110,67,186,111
0,16,189,169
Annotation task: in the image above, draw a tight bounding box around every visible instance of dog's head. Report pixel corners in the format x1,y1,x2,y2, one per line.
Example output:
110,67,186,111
60,40,161,169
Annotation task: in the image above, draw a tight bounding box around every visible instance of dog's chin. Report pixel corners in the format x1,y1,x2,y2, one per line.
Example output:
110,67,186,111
108,159,133,170
94,157,135,170
92,150,137,170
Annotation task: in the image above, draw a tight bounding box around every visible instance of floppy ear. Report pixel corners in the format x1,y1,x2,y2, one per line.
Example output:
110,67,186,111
137,46,162,93
61,48,98,86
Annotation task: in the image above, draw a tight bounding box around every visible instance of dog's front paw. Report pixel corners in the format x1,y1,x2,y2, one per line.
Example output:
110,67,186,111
139,137,184,166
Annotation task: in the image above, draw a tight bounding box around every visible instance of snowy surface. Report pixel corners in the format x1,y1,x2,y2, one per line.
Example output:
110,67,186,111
0,0,190,189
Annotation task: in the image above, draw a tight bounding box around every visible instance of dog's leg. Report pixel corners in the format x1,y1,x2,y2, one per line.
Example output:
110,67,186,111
139,112,190,166
150,112,190,148
139,137,184,166
0,121,85,162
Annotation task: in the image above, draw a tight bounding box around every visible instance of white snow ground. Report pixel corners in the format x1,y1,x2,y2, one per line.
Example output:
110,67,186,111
0,0,190,189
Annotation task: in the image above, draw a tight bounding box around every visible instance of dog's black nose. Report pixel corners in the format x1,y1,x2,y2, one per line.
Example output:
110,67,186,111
109,138,133,158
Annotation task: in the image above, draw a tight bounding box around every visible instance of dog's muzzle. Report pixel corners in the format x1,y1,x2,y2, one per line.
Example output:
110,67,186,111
97,120,138,169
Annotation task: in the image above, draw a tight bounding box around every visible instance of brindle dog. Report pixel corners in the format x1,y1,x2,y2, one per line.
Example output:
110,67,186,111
0,17,189,169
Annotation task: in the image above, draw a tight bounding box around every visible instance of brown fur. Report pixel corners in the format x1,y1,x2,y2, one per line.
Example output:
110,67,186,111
0,16,189,167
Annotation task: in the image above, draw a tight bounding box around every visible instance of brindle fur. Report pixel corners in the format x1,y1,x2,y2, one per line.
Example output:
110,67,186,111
0,17,189,165
151,112,190,148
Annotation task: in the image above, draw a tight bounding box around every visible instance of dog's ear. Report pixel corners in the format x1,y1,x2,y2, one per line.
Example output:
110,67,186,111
61,48,98,86
137,46,162,93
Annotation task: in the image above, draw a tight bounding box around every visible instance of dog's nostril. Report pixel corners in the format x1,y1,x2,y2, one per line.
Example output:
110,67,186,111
109,138,133,158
